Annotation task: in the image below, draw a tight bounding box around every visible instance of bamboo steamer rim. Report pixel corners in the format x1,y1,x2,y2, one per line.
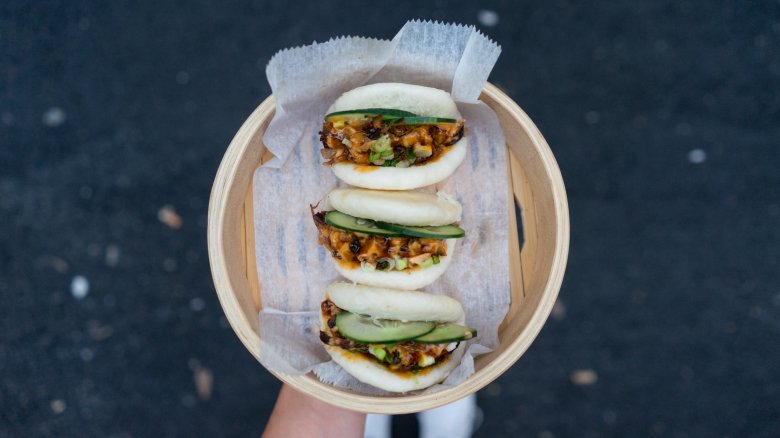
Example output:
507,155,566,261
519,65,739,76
207,82,570,414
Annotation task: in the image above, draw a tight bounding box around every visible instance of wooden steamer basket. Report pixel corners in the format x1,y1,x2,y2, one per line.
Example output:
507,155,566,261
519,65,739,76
207,83,569,414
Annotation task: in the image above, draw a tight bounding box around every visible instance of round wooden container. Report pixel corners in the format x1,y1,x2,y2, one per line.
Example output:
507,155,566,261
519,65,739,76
207,83,569,414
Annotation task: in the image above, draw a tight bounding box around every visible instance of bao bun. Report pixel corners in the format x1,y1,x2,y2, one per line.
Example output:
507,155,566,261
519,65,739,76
323,283,467,393
324,345,466,393
327,83,467,190
326,189,461,290
328,189,462,227
327,282,465,323
328,83,460,119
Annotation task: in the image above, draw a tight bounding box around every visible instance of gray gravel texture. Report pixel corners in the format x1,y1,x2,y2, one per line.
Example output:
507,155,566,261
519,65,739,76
1,1,779,437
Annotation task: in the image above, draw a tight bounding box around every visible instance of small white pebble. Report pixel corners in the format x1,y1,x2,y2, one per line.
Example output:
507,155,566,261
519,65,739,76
158,205,183,229
43,107,66,127
193,365,214,400
105,245,120,267
79,348,94,362
585,110,601,124
551,300,567,321
176,71,190,85
477,9,499,27
190,297,205,312
688,149,707,164
50,399,66,414
570,369,598,385
70,276,90,300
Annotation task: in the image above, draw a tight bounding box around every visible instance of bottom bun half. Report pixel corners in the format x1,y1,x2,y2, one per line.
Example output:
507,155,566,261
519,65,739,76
324,343,466,393
332,239,456,290
330,138,468,190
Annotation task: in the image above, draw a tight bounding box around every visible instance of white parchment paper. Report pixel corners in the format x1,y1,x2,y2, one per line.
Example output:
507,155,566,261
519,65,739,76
252,20,509,395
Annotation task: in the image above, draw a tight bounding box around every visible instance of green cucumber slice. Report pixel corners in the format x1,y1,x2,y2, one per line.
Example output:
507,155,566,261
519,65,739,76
393,116,457,125
325,108,419,120
413,323,477,344
336,312,435,344
375,222,465,239
324,211,402,237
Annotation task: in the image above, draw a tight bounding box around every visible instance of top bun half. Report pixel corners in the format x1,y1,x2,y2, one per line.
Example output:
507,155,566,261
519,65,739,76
326,282,464,323
327,83,461,119
327,188,461,226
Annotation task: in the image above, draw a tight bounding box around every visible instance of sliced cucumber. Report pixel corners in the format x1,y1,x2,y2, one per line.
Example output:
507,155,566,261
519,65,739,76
413,323,477,344
393,116,457,125
324,211,402,237
325,108,418,120
325,210,464,239
336,312,435,344
375,222,465,239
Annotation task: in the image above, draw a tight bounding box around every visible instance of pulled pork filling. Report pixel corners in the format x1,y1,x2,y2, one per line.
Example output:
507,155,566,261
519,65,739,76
312,211,447,269
320,116,465,167
319,300,453,372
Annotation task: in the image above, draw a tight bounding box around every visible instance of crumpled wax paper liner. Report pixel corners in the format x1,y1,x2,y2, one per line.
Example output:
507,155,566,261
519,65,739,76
252,20,510,396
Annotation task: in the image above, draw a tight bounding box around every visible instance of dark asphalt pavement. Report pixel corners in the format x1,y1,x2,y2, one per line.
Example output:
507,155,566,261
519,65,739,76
1,1,779,437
